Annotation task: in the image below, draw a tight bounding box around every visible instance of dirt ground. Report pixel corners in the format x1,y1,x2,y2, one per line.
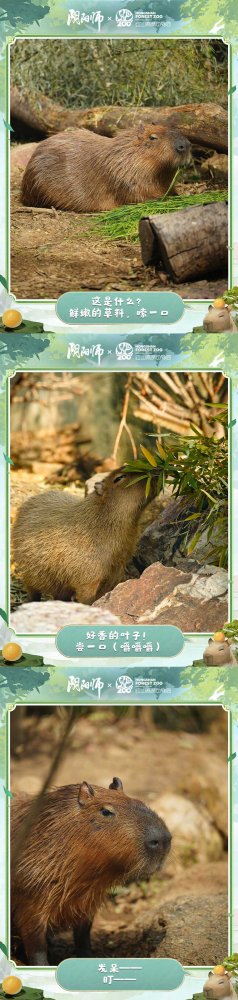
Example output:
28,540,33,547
11,708,228,966
10,149,227,299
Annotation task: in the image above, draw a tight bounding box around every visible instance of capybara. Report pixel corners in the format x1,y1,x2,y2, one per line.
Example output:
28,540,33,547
203,637,237,666
203,304,237,333
21,124,191,212
203,971,237,1000
11,776,171,964
12,467,157,604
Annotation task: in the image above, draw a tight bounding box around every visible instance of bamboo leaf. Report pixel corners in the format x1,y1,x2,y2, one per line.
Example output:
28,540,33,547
145,477,151,498
187,530,201,554
140,446,158,467
125,475,147,488
156,442,167,461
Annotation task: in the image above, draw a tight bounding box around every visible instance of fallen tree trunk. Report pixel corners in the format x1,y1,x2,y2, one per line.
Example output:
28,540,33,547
139,201,228,282
10,87,228,152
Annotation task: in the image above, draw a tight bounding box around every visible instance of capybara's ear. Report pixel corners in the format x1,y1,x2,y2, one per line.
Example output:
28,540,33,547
208,972,213,978
78,781,94,805
138,123,145,133
208,637,213,645
109,776,123,790
208,305,213,311
94,479,105,496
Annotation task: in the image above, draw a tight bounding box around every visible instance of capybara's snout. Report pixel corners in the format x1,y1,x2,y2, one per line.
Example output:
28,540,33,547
144,815,171,871
173,133,191,163
146,822,171,855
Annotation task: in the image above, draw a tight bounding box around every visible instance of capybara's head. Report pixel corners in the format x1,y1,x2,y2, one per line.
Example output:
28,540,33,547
93,466,158,512
203,637,232,666
203,972,234,999
129,122,191,169
203,304,232,333
61,777,171,881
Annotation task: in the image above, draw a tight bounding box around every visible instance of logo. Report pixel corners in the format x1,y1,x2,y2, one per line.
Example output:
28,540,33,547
116,675,134,694
115,8,133,26
116,341,133,361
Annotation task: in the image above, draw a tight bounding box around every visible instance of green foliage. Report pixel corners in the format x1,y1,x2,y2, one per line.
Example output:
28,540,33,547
181,0,238,37
124,419,228,567
11,38,227,110
223,621,238,645
0,0,50,27
224,287,238,310
90,190,228,243
223,955,238,976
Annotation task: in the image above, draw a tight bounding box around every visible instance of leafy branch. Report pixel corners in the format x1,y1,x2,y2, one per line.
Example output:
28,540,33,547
124,419,228,567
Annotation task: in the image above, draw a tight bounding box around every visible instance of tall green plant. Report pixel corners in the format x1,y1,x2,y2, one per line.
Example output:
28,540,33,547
124,419,228,567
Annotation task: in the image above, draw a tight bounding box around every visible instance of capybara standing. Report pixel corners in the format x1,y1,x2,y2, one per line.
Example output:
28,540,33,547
11,777,171,964
12,467,157,603
21,124,191,212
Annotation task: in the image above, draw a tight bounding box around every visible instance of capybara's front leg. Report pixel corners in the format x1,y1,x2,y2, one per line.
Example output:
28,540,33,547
19,921,49,965
73,920,93,957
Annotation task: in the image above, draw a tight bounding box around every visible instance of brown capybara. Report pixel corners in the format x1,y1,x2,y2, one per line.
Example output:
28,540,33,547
21,124,191,212
11,776,171,964
203,971,237,1000
203,304,237,333
12,467,157,604
203,637,237,666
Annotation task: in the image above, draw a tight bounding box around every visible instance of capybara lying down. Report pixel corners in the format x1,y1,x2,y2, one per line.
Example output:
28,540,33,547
12,467,157,604
21,123,191,212
11,777,171,964
203,304,237,333
203,637,237,666
203,971,237,1000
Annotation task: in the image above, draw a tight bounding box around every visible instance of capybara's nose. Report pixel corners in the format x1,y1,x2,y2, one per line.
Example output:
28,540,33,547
175,136,190,154
146,827,171,852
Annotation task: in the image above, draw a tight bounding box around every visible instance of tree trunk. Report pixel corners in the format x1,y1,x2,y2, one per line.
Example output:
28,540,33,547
139,201,228,282
10,86,228,152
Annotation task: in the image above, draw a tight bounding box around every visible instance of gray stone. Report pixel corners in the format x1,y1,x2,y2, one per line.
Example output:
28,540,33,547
11,601,121,634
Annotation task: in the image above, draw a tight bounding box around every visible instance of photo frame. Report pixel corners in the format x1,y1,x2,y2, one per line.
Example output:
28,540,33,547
0,2,238,999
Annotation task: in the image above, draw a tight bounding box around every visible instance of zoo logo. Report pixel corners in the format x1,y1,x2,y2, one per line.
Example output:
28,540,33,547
116,675,134,694
115,342,133,361
115,8,133,26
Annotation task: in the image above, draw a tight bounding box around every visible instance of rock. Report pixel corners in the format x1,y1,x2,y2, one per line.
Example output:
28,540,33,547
134,499,185,569
154,894,227,965
94,561,228,631
151,793,223,863
11,601,121,634
135,499,227,570
11,143,38,175
200,152,228,182
92,893,227,963
177,776,228,842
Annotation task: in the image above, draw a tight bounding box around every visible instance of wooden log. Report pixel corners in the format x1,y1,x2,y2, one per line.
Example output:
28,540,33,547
10,86,228,151
139,201,228,282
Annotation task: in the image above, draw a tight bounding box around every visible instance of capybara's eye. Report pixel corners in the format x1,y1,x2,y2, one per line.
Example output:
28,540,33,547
149,134,158,141
113,473,126,484
100,806,115,817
